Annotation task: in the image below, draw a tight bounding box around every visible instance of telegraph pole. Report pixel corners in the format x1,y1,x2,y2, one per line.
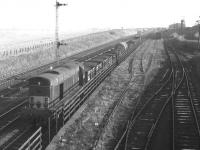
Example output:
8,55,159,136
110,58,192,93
55,0,67,64
196,16,200,49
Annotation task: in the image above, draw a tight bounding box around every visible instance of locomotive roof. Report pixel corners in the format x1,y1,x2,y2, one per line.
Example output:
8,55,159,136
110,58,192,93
94,55,111,62
104,50,116,55
83,63,95,71
63,61,81,69
127,40,135,44
83,61,101,70
116,42,128,50
120,42,128,48
83,61,99,66
53,67,77,81
103,52,115,56
29,73,58,86
29,61,80,86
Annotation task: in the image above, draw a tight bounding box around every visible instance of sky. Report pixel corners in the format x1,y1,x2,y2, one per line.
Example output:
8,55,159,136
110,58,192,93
0,0,199,33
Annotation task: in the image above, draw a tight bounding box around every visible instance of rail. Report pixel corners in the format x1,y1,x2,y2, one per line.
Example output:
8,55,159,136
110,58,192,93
0,99,28,133
156,40,200,149
171,50,200,150
92,42,143,150
102,39,200,150
124,70,173,149
114,40,174,150
18,127,42,150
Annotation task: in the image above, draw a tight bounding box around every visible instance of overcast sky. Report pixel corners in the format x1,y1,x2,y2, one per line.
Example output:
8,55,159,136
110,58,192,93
0,0,199,33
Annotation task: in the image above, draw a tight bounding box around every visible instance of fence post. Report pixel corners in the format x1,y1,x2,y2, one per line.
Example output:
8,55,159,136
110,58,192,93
62,108,64,126
56,112,58,133
28,139,30,150
40,127,42,149
48,117,51,144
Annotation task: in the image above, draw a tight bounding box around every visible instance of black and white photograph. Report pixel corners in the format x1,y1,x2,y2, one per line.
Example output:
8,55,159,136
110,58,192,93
0,0,200,149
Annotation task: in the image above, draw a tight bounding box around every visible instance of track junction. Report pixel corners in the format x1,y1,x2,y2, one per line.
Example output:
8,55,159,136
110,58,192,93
112,39,200,150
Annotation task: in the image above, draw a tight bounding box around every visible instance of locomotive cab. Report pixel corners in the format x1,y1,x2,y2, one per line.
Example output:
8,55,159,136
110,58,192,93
28,61,83,112
28,73,56,110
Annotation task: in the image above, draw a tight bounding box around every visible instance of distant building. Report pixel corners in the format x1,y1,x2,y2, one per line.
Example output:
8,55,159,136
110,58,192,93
169,20,186,29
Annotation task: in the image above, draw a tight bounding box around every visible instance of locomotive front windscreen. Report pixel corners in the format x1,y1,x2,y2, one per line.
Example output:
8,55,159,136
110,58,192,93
29,85,50,97
29,77,50,97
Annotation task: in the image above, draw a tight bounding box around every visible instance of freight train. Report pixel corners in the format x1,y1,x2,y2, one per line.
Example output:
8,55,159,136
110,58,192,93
26,41,135,119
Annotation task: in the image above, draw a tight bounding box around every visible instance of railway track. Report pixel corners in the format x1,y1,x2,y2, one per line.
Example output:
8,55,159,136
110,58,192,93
171,52,200,150
164,41,200,149
114,41,200,150
92,75,133,149
2,127,35,150
121,70,173,150
109,41,172,150
91,42,149,150
0,99,28,131
91,41,170,150
0,116,35,150
113,41,188,150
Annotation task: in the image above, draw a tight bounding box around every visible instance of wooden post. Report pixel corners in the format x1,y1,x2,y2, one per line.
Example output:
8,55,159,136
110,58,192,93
40,127,42,149
55,112,58,133
48,117,51,143
62,108,64,126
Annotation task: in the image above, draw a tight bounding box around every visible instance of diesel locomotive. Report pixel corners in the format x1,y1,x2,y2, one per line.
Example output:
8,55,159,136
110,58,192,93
26,41,135,118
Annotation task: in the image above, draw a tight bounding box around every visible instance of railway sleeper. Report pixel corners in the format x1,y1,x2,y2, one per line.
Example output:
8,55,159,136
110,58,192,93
176,94,188,97
176,140,200,147
175,101,190,104
139,112,156,118
193,98,200,101
175,105,190,108
176,115,193,119
176,131,199,137
160,93,170,97
176,117,194,122
177,135,200,142
176,112,192,115
151,98,165,102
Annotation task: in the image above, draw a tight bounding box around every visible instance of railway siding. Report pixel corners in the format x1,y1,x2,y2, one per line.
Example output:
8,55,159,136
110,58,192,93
95,39,167,150
144,39,200,150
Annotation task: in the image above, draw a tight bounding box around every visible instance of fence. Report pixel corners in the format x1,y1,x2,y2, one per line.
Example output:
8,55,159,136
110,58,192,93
0,41,56,59
18,127,42,150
